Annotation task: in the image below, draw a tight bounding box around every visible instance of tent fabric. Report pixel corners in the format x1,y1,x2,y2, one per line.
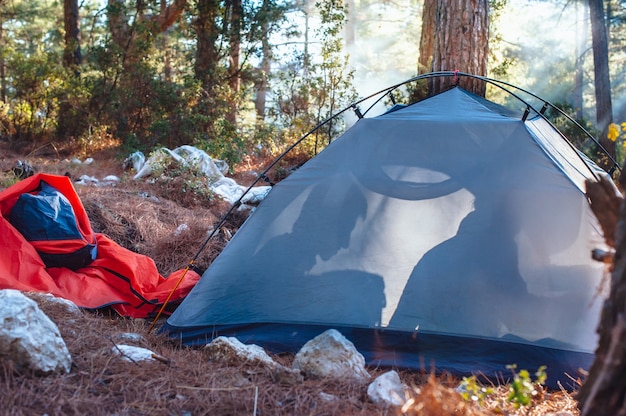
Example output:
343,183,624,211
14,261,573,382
0,173,200,318
162,87,610,387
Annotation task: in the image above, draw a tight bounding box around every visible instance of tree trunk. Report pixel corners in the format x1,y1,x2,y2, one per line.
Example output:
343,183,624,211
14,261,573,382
254,0,272,122
226,0,242,126
194,0,220,92
58,0,82,140
302,0,311,76
0,17,6,103
578,172,626,415
572,1,587,121
418,0,435,74
63,0,82,69
426,0,489,96
588,0,615,166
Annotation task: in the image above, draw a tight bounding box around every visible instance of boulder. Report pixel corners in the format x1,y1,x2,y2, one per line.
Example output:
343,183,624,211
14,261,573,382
367,370,406,407
113,344,156,363
206,336,302,384
0,289,71,375
292,329,370,383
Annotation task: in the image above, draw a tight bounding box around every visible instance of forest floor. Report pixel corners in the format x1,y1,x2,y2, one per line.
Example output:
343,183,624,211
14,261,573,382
0,138,584,415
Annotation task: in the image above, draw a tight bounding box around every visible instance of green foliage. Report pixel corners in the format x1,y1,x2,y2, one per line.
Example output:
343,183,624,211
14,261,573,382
542,102,614,168
505,364,547,409
4,49,65,140
142,148,217,205
0,0,624,175
457,375,494,404
268,0,357,157
608,122,626,168
196,118,246,167
0,171,20,189
488,0,515,79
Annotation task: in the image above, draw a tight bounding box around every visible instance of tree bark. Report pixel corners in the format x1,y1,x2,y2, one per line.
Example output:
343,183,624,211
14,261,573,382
572,1,587,121
578,172,626,415
226,0,242,126
588,0,615,166
58,0,82,140
193,0,220,92
421,0,489,96
63,0,82,69
0,16,6,103
254,0,272,122
418,0,435,74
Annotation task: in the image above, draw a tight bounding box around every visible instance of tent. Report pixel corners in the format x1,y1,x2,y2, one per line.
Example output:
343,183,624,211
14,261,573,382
0,173,200,318
162,84,613,387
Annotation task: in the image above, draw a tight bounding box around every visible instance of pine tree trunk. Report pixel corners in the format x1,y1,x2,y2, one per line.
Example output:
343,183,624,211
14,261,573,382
418,0,435,74
226,0,242,126
589,0,615,166
63,0,81,69
194,0,220,91
58,0,82,139
429,0,489,96
572,2,587,121
0,20,5,103
254,0,272,122
578,173,626,415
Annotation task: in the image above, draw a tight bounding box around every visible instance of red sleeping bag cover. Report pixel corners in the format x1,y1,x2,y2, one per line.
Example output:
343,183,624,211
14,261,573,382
0,173,200,318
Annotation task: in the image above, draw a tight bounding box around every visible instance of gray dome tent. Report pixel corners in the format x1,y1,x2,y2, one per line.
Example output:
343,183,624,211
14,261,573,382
162,74,615,388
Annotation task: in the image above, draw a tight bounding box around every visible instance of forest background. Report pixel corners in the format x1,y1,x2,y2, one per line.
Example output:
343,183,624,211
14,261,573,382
0,2,625,413
0,0,625,169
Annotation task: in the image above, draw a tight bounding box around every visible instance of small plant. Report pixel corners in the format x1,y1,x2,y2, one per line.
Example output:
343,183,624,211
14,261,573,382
0,171,20,190
506,364,547,409
142,148,217,207
457,375,494,404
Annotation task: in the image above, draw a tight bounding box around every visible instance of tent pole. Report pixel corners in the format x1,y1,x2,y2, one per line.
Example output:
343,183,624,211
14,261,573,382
149,71,619,333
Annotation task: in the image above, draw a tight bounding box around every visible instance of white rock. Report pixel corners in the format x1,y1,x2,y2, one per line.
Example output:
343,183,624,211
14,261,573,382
174,224,189,236
75,174,99,186
113,344,155,362
102,175,120,182
319,392,338,402
0,289,71,374
206,336,280,369
113,332,146,343
292,329,370,383
367,370,406,408
31,293,82,315
83,157,94,165
205,337,302,382
124,151,146,172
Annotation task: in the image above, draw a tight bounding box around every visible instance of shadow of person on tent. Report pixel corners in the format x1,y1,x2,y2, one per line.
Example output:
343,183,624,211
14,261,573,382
249,175,386,327
356,124,531,339
378,123,596,343
388,178,527,338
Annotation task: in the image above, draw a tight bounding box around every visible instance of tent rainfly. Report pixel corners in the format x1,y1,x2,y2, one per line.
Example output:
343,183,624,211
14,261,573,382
162,85,613,388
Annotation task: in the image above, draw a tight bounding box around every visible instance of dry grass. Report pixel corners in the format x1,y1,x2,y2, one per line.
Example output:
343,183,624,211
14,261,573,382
0,141,582,415
4,293,413,415
0,293,583,415
78,186,226,275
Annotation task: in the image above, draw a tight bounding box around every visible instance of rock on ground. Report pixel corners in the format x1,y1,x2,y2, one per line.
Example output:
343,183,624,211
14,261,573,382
0,289,71,375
